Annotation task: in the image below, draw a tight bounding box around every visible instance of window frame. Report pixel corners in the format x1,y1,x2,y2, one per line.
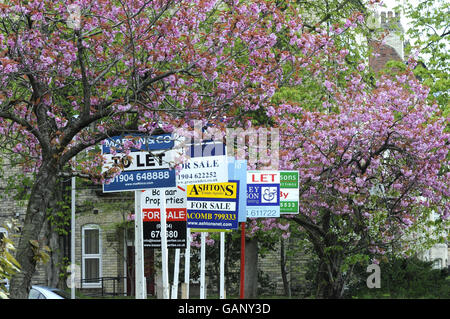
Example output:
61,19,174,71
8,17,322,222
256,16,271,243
81,224,102,288
0,227,7,242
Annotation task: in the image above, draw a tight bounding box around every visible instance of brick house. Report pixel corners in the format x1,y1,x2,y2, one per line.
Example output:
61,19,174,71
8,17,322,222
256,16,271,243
72,186,134,297
0,157,58,287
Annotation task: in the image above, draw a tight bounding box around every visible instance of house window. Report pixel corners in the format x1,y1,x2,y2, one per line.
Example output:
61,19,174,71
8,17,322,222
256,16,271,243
82,224,102,288
0,227,7,247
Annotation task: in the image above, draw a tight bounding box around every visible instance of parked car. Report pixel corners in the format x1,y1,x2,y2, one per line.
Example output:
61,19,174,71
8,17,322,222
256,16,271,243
2,281,69,299
28,285,69,299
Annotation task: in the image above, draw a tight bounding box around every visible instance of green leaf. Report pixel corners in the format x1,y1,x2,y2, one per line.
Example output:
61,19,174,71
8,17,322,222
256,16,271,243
0,290,8,299
29,240,39,248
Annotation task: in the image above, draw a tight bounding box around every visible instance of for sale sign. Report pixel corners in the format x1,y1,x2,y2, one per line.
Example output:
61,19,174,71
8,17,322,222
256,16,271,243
141,187,187,248
142,209,186,249
246,171,280,218
176,141,228,186
186,182,239,230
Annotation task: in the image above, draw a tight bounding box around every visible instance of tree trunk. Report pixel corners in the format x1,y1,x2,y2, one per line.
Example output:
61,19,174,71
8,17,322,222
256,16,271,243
45,181,70,290
43,219,64,289
315,256,345,299
280,238,291,297
291,213,349,299
244,237,258,298
9,162,58,299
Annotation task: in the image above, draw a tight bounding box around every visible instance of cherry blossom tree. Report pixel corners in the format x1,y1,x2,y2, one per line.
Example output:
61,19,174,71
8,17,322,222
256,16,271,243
231,1,449,298
0,0,333,298
273,55,449,297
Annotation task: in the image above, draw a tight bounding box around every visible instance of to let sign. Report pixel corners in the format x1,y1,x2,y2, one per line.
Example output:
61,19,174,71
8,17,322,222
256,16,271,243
246,171,280,218
102,133,176,192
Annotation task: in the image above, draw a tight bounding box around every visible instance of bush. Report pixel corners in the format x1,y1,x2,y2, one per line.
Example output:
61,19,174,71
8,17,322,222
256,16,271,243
348,256,450,299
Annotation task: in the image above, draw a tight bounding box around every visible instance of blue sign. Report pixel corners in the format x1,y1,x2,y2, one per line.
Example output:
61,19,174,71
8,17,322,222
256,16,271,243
186,141,226,158
228,158,247,222
247,184,280,206
102,133,176,192
103,169,176,192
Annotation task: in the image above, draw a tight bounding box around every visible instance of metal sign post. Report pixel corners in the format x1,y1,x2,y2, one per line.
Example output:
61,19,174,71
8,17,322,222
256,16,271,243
200,232,206,299
183,228,191,299
220,231,225,299
71,176,76,299
160,190,170,299
240,222,245,299
228,158,248,299
171,249,180,299
135,190,146,299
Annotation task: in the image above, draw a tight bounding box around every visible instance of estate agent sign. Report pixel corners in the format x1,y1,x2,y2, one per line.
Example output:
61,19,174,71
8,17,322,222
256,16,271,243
186,182,239,230
141,187,187,248
246,171,280,218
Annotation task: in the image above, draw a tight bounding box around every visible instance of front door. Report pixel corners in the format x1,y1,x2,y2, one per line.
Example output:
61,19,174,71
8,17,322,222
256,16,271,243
126,246,155,296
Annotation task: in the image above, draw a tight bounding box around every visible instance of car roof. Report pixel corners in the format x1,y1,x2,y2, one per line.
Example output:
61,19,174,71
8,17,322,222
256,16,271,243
33,285,57,290
31,285,68,299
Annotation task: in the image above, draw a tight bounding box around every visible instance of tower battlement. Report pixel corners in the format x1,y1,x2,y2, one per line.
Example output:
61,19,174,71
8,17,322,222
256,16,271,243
368,10,403,32
380,11,401,30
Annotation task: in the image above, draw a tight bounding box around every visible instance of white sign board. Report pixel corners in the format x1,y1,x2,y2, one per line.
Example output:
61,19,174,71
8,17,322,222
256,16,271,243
176,142,228,186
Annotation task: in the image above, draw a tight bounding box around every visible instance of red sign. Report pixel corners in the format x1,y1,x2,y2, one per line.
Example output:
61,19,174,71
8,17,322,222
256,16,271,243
142,208,187,222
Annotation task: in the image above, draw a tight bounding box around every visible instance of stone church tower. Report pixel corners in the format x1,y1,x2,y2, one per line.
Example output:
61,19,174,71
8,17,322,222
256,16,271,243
368,10,405,73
